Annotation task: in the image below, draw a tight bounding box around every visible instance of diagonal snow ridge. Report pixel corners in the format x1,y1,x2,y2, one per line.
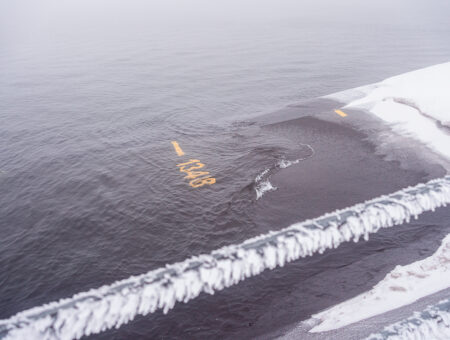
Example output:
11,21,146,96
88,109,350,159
1,176,450,340
365,297,450,340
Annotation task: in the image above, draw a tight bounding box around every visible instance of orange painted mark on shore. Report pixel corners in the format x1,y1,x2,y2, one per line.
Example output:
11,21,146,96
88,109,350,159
334,109,348,117
171,141,185,156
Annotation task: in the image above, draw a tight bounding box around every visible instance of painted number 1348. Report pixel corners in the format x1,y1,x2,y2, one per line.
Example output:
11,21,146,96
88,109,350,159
176,159,216,188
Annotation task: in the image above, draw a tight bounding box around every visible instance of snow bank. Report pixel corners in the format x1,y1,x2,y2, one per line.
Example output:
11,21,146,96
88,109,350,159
307,63,450,335
329,62,450,159
365,297,450,340
1,176,449,340
309,233,450,332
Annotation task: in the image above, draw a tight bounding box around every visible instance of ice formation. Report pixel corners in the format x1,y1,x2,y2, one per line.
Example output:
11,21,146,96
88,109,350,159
254,168,277,199
254,143,314,199
309,233,450,332
255,178,277,200
309,62,450,336
0,176,449,340
328,62,450,159
365,298,450,340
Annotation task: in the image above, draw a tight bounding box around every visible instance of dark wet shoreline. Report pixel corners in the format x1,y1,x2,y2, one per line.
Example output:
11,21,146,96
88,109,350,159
238,101,450,339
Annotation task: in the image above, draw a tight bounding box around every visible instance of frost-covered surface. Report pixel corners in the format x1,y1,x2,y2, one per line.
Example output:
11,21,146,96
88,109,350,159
328,62,450,159
365,297,450,340
0,176,449,340
309,233,450,332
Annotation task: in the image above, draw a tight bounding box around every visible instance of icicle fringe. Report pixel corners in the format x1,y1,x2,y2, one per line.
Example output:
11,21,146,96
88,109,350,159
365,297,450,340
1,176,450,340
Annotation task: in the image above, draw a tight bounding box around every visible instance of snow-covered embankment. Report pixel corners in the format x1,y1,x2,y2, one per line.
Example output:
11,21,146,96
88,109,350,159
329,62,450,159
310,62,450,334
310,234,450,332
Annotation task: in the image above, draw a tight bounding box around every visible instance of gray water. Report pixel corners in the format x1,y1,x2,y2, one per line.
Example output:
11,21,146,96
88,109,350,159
1,0,450,339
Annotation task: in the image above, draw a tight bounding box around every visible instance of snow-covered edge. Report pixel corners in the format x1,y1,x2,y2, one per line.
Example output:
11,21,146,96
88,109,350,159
309,233,450,332
325,62,450,160
1,176,450,340
365,297,450,340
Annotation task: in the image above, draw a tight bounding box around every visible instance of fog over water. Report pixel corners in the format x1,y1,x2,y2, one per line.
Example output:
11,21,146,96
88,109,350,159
1,0,450,339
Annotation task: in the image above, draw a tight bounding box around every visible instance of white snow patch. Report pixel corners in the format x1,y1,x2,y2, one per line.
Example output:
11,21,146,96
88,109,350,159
365,297,450,340
310,233,450,333
328,62,450,159
308,63,450,335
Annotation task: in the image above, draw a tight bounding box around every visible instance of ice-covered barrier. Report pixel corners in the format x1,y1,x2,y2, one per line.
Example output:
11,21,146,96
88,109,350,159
1,176,450,340
365,297,450,340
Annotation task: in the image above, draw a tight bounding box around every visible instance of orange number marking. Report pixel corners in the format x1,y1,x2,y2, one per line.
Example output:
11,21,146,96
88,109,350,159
189,177,216,188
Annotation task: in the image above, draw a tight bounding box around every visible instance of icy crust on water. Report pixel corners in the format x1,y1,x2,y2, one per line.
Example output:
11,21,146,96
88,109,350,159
365,298,450,340
1,176,449,340
255,179,277,200
255,168,277,200
328,62,450,159
254,144,315,200
309,233,450,332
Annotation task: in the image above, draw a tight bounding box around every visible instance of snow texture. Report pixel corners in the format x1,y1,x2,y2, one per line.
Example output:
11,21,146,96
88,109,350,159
309,233,450,332
328,62,450,159
365,297,450,340
0,176,449,340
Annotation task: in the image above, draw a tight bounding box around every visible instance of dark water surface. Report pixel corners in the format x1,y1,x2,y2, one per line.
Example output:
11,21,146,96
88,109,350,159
1,0,450,339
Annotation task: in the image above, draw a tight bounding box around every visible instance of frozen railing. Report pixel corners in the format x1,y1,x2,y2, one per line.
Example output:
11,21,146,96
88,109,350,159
1,176,450,340
365,297,450,340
